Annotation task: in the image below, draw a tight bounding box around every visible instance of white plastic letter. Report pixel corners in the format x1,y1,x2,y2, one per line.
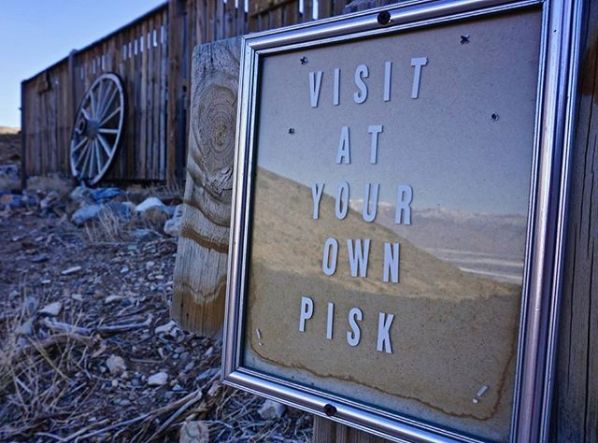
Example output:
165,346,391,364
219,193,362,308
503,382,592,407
322,238,338,276
383,242,400,283
368,125,383,164
326,302,334,340
353,64,369,104
299,296,314,332
309,71,323,107
347,239,370,277
383,61,392,102
336,126,351,164
335,182,349,219
311,183,324,219
347,307,363,346
377,312,394,353
363,183,379,223
410,57,428,99
333,68,340,106
395,185,413,225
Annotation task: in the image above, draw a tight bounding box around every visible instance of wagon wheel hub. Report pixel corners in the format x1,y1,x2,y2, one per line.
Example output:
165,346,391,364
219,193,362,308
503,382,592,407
69,73,125,186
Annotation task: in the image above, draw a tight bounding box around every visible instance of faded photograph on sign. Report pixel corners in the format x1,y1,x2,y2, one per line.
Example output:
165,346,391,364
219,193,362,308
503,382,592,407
243,9,541,441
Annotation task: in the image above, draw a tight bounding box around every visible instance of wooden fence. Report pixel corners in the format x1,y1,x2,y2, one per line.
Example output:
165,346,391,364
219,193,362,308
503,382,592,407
21,0,349,185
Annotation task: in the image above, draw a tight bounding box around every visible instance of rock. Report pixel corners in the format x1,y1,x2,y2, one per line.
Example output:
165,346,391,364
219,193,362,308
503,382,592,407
179,420,210,443
164,204,184,237
207,382,220,398
69,185,92,203
147,371,169,386
31,254,49,263
106,201,134,219
15,318,34,336
71,293,83,302
258,399,286,419
154,320,177,335
195,368,219,383
71,204,103,225
39,301,62,317
90,187,123,203
130,228,154,240
61,265,82,275
0,193,25,209
135,197,166,214
106,355,126,376
40,191,60,211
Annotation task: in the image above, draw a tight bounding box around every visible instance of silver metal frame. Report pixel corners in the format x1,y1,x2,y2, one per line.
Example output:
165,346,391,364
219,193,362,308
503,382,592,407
222,0,583,441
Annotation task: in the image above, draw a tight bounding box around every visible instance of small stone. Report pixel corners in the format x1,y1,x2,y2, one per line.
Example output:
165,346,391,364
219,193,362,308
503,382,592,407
207,382,220,398
71,204,103,226
164,204,184,237
258,399,286,419
61,266,82,275
31,254,49,263
120,266,129,274
39,301,62,317
179,421,210,443
195,368,219,383
15,318,34,336
145,261,155,270
71,293,84,302
147,371,169,386
106,355,126,376
135,197,166,213
41,279,51,285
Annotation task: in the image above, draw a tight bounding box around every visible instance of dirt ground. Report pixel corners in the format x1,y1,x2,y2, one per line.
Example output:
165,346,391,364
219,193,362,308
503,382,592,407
0,150,311,441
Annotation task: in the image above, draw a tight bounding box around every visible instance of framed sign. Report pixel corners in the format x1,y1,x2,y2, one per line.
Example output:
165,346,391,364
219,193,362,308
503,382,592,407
223,0,582,441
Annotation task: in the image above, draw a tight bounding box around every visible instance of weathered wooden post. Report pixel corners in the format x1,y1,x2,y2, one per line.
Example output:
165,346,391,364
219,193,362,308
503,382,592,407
171,38,241,336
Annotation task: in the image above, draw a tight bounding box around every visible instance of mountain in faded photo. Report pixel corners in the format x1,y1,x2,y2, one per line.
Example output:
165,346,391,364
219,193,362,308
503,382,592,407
244,167,523,440
351,200,528,284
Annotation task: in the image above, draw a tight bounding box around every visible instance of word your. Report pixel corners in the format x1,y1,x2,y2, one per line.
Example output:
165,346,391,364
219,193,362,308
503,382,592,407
309,58,429,107
298,296,395,353
311,182,413,224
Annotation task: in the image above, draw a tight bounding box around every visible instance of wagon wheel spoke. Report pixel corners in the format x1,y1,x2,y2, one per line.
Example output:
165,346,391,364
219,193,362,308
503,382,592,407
98,84,119,122
70,73,125,185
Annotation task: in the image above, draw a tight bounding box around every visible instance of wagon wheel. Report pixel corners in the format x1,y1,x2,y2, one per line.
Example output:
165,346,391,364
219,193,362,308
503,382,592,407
69,73,125,185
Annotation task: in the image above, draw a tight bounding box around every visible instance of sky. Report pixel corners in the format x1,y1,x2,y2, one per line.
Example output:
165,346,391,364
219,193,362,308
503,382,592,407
0,0,164,128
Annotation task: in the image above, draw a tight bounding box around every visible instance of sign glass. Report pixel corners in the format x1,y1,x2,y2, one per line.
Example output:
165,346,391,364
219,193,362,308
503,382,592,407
242,8,541,442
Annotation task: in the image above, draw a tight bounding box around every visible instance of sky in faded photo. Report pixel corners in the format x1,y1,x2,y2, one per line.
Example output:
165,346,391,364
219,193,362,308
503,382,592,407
0,0,164,128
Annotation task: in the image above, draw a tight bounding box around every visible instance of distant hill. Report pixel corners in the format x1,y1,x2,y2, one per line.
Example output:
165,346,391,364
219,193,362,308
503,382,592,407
0,126,19,135
351,201,527,283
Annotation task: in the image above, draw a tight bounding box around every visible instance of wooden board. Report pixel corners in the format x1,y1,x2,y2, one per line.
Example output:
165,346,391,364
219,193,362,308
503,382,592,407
171,37,242,336
552,2,598,442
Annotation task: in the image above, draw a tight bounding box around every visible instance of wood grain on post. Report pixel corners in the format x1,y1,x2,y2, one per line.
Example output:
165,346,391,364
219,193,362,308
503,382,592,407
171,37,241,337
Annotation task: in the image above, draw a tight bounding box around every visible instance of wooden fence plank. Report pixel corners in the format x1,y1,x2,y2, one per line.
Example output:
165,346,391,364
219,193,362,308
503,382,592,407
552,2,598,441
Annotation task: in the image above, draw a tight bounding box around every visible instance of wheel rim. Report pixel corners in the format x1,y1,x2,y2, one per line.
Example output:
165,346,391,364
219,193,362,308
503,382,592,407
70,73,125,185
